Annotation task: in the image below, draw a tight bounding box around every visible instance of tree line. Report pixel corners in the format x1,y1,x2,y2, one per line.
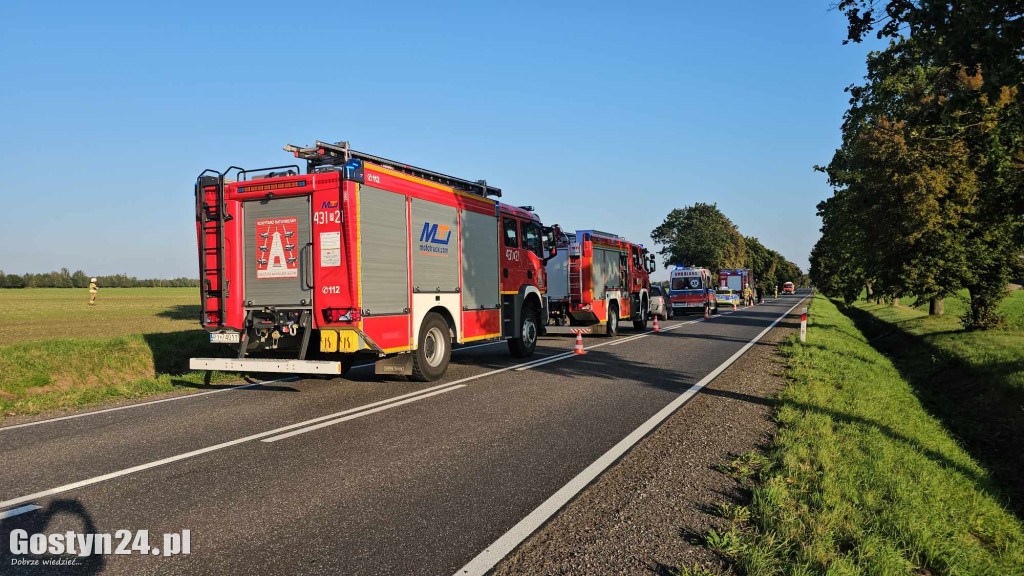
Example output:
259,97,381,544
811,0,1023,328
651,202,805,290
0,269,199,289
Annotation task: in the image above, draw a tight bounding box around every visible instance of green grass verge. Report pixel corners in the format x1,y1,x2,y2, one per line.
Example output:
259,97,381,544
0,288,249,420
716,295,1024,575
0,331,239,419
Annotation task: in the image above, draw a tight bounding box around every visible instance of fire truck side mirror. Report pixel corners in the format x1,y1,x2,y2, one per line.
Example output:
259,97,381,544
647,255,656,273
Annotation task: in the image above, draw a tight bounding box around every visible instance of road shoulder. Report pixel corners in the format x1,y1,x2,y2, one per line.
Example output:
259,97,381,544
491,303,802,575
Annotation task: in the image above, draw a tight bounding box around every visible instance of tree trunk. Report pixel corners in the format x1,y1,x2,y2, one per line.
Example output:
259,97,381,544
876,297,883,305
866,283,874,300
929,297,944,316
891,297,899,307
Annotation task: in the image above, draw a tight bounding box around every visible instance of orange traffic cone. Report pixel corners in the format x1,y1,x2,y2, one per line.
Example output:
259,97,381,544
573,331,587,355
733,300,738,311
653,316,660,332
705,305,711,320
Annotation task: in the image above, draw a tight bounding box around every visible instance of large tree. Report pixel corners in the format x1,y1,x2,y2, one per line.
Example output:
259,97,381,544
650,203,747,272
824,3,1024,327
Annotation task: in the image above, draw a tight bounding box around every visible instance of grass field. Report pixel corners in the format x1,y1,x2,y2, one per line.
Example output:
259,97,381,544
898,288,1024,331
0,288,237,420
700,295,1024,575
0,287,200,342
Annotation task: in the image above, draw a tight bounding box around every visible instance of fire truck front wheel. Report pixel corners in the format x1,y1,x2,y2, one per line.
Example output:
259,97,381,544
411,313,451,381
632,299,648,331
508,302,539,358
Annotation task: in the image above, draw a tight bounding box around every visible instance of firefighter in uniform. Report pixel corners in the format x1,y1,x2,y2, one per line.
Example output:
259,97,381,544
89,278,98,306
743,283,753,306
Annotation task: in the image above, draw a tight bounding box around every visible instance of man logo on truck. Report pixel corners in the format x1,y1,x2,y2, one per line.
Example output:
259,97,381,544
418,222,451,256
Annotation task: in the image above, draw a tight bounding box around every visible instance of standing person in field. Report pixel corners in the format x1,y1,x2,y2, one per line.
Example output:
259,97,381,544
89,277,98,306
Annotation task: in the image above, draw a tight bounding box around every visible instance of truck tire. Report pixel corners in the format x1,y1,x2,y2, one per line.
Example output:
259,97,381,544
410,313,451,382
508,302,539,358
606,305,619,337
632,299,648,331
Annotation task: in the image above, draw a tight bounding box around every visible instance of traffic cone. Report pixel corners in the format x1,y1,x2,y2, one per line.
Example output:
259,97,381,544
733,300,737,311
705,305,710,320
653,316,660,332
573,331,587,355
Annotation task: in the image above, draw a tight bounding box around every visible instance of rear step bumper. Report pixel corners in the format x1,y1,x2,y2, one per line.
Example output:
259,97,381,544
190,358,341,375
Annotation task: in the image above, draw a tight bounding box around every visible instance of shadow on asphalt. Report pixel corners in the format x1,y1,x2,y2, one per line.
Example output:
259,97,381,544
0,499,106,574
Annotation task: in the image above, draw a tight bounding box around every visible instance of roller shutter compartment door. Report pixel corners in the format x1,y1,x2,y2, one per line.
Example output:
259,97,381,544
460,209,500,310
359,185,410,315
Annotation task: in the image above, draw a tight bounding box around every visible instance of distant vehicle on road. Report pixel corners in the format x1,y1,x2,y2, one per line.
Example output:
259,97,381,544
782,281,795,294
716,288,739,307
545,228,655,336
649,285,672,320
669,266,718,316
718,268,752,293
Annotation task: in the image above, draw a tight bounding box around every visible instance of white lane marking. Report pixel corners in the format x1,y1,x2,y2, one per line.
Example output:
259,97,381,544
0,505,40,519
455,297,809,576
0,377,297,432
262,385,468,442
0,345,626,511
0,377,475,511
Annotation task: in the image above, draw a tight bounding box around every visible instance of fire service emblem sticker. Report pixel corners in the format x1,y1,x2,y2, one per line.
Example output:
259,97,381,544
255,217,299,279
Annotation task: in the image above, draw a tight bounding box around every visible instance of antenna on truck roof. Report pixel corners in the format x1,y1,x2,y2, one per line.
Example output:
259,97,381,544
284,140,502,198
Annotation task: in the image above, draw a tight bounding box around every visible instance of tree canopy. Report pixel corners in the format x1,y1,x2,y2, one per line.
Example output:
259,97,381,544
811,0,1024,328
651,203,803,288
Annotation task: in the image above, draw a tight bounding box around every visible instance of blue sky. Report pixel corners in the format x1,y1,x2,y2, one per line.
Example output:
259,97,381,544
0,1,881,280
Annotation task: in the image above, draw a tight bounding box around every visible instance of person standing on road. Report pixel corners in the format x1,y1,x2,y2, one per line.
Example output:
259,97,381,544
756,283,764,304
89,277,98,306
743,283,752,306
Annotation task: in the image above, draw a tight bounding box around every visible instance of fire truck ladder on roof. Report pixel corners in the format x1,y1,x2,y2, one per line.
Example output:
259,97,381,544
195,170,229,327
283,140,502,198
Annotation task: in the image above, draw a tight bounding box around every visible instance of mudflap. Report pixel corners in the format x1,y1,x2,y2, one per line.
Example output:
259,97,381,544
544,324,606,336
375,353,413,376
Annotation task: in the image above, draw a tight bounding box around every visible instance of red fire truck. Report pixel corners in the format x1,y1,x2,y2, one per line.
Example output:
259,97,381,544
545,228,656,336
718,268,752,293
190,140,554,381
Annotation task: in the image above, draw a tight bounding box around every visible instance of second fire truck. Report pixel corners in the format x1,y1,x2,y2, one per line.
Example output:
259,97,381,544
545,228,655,336
191,140,555,381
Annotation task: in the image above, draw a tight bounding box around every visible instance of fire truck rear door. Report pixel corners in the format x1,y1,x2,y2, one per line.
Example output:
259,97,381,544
243,196,312,307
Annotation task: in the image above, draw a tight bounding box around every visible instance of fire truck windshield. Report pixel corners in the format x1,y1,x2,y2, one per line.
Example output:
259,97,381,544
521,221,544,258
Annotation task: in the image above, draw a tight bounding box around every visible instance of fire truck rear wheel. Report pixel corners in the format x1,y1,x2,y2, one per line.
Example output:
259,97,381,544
606,305,619,337
508,302,539,358
411,313,451,382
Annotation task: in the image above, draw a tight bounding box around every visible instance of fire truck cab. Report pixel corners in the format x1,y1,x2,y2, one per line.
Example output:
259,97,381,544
669,266,719,316
545,228,655,336
191,140,552,381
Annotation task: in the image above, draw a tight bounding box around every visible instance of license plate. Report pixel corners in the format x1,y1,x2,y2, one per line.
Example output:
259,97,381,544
337,329,360,353
210,332,241,343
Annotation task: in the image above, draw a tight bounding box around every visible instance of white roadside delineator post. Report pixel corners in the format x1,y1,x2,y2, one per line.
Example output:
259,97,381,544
800,307,808,342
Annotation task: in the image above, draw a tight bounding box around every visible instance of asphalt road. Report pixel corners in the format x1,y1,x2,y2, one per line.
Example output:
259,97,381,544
0,293,809,575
